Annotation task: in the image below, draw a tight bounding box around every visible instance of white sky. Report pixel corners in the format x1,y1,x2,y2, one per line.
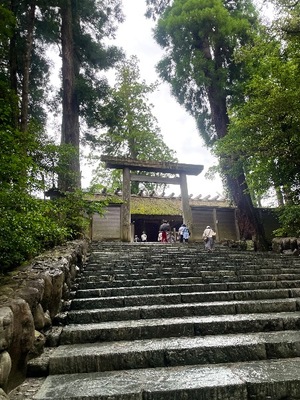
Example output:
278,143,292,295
80,1,225,198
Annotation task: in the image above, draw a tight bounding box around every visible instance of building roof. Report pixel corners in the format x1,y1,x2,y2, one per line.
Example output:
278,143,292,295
87,193,230,214
130,196,231,215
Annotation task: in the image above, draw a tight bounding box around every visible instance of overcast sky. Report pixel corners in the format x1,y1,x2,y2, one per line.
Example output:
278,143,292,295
82,1,225,198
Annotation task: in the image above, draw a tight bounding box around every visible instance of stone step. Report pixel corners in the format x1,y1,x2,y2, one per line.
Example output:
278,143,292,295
77,278,300,290
49,330,300,375
33,357,300,400
77,272,300,287
81,267,300,280
70,288,299,310
66,298,298,324
83,258,299,268
85,261,295,270
76,280,300,295
85,257,298,265
59,312,300,345
87,249,289,262
84,257,282,265
79,274,300,286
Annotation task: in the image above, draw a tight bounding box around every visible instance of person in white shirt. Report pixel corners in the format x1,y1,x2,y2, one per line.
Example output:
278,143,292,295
202,225,216,252
141,231,147,242
182,225,190,243
178,223,186,243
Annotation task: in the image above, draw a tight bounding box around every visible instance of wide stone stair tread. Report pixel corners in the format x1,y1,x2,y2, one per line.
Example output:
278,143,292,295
78,274,300,288
70,288,299,310
78,279,300,290
66,298,298,324
83,263,300,273
49,330,300,374
82,266,300,276
59,312,300,344
80,264,300,275
34,357,300,400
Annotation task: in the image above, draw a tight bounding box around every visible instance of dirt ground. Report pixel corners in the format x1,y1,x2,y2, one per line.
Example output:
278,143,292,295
8,377,46,400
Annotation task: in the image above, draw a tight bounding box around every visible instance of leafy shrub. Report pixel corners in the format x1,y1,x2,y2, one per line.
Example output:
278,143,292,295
0,189,105,273
0,190,68,271
274,204,300,238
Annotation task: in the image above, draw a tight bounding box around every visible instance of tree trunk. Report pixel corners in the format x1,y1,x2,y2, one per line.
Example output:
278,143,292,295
20,0,36,133
226,173,269,250
59,0,81,191
205,48,269,250
9,0,19,129
276,187,285,206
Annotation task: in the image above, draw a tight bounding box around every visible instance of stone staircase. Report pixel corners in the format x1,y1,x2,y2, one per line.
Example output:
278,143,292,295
33,242,300,399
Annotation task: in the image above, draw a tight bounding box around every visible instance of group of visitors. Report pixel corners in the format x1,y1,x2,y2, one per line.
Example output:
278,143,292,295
157,221,190,243
134,231,147,242
134,222,216,251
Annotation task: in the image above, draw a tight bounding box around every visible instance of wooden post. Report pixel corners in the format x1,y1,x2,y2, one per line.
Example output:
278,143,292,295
234,208,240,240
180,173,193,239
213,208,219,240
121,167,131,242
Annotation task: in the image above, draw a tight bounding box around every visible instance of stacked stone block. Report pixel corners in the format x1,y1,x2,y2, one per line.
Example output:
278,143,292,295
0,240,88,398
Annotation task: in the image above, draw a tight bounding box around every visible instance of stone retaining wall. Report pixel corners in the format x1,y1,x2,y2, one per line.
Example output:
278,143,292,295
272,237,300,255
0,240,89,399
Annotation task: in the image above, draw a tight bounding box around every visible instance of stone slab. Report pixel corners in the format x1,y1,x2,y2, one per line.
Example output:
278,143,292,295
71,288,293,310
66,298,297,324
34,358,300,399
49,330,300,375
60,312,300,344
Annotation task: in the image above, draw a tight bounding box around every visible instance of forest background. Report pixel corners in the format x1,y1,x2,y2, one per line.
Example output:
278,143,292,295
1,0,300,271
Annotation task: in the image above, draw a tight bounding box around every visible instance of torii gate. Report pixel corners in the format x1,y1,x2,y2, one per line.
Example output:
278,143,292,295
101,155,204,242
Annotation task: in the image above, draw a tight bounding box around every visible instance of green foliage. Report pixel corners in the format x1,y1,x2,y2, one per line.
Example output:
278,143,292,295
274,204,300,237
0,0,124,271
0,4,15,62
0,189,107,272
145,0,172,19
87,56,177,193
154,0,258,144
0,190,67,272
215,28,300,204
50,191,107,238
0,87,105,272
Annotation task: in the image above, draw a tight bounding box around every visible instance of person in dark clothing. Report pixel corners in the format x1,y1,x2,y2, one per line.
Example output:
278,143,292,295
159,220,170,243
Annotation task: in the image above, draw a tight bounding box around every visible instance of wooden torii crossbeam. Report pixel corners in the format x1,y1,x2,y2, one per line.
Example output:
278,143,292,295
101,155,204,241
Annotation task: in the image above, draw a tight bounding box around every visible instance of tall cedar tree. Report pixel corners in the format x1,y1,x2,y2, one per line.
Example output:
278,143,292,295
89,56,177,194
57,0,123,192
1,0,123,191
1,0,50,188
149,0,269,249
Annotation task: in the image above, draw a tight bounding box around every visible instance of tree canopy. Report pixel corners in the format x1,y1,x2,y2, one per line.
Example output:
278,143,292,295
88,56,177,194
214,8,300,235
152,0,271,249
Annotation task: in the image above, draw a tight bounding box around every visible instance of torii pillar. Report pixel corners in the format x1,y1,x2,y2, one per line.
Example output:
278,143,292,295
180,173,193,231
122,167,131,242
101,156,203,242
